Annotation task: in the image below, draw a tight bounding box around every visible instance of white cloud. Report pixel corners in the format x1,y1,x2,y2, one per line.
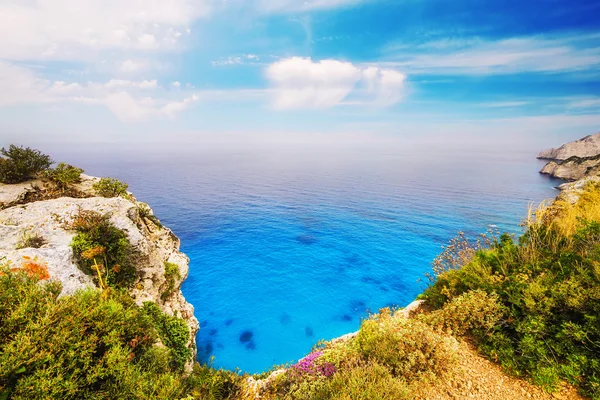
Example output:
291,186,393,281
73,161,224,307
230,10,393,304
568,98,600,109
172,81,182,88
384,34,600,75
162,95,200,118
105,80,159,89
0,62,197,122
256,0,364,13
212,56,243,67
0,0,211,61
120,59,148,72
362,67,406,105
266,57,406,109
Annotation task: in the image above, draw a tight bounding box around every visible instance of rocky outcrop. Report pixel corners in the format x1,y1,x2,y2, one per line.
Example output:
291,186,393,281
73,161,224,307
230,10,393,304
538,132,600,160
0,175,199,357
538,133,600,182
539,154,600,181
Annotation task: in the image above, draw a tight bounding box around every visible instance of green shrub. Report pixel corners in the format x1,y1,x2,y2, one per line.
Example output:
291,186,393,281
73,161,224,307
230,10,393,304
93,177,129,198
15,230,46,249
143,302,192,371
283,361,410,400
0,267,190,400
421,289,506,337
423,182,600,398
44,162,84,189
67,209,137,288
183,364,245,400
0,145,53,184
355,308,455,381
161,262,181,301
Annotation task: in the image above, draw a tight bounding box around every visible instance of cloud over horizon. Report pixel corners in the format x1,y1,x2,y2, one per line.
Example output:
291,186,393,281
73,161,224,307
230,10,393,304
266,57,406,109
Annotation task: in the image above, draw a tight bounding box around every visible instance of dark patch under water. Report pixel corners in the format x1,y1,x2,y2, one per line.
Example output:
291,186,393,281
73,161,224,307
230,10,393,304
239,331,254,343
305,326,314,337
296,234,317,245
279,312,291,325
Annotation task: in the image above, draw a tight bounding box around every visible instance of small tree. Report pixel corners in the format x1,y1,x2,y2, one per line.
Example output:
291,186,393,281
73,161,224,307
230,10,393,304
0,145,53,183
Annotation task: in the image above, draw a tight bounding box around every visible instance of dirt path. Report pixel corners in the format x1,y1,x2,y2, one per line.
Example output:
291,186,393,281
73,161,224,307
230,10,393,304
414,340,585,400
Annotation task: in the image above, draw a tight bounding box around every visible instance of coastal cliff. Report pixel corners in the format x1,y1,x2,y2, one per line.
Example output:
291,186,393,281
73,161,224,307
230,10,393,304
538,132,600,181
0,174,199,353
1,143,597,400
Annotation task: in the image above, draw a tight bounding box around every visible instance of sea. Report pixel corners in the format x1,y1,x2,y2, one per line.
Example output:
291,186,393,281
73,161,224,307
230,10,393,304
55,143,562,373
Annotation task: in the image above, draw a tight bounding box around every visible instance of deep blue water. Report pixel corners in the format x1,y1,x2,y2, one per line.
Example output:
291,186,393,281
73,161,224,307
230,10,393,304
58,147,561,373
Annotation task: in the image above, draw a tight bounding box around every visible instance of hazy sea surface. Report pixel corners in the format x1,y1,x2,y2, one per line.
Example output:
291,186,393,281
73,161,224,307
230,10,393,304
62,147,560,373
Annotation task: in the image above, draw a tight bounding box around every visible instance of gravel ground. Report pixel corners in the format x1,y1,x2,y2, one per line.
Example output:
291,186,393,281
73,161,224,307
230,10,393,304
414,340,586,400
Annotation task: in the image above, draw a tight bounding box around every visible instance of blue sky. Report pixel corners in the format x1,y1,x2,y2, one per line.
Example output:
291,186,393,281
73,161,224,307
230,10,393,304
1,0,599,150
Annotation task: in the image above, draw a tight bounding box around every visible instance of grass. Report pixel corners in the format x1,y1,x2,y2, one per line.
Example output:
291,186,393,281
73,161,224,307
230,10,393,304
15,230,46,250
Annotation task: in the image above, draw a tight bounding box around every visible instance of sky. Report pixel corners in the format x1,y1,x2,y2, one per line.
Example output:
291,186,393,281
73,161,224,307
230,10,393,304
1,0,599,151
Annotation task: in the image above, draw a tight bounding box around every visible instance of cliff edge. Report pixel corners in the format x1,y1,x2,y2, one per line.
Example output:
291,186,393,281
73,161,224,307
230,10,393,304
538,132,600,181
0,174,199,356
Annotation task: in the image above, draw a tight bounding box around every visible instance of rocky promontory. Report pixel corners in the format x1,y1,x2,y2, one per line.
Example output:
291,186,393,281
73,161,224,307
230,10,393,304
0,174,199,357
538,132,600,181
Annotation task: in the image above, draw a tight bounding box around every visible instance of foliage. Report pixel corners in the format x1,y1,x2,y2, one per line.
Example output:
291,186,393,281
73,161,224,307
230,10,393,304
429,228,499,281
44,162,84,190
93,177,129,198
0,267,194,400
142,302,192,371
421,289,506,337
268,307,456,399
355,308,455,381
0,145,53,184
423,182,600,398
182,364,245,400
15,230,46,250
162,262,181,301
282,361,410,400
66,208,137,288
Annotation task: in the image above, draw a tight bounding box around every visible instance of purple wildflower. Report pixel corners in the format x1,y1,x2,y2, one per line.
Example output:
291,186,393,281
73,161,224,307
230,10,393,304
289,351,337,379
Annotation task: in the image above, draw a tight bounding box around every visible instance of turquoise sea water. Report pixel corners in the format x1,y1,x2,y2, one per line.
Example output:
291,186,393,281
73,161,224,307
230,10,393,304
62,147,560,373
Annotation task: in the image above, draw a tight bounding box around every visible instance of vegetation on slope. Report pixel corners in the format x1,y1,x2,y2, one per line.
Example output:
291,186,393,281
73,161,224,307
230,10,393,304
0,263,244,400
423,182,600,398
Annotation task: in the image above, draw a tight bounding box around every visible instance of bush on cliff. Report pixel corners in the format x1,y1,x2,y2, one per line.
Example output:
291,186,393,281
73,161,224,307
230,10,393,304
66,208,137,288
93,177,129,198
267,307,457,400
423,182,600,398
0,265,246,400
44,162,84,189
0,266,187,399
0,144,53,184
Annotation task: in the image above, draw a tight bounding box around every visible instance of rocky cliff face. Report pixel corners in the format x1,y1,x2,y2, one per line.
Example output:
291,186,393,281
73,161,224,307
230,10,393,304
0,175,199,356
538,133,600,182
538,132,600,160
